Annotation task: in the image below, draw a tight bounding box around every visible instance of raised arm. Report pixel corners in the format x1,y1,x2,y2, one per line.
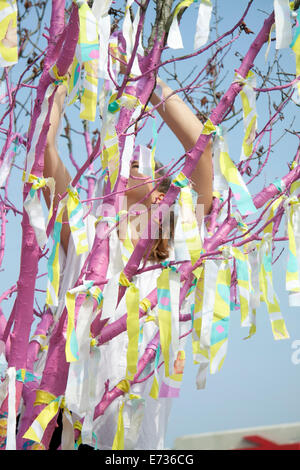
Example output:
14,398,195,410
43,85,72,254
150,78,213,216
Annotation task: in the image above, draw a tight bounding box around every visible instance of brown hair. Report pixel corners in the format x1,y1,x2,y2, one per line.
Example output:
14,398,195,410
148,161,175,262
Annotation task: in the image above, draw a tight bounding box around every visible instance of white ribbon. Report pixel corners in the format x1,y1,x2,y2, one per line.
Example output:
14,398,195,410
274,0,292,49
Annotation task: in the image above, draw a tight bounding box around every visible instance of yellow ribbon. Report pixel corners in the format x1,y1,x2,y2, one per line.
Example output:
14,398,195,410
202,118,216,135
139,297,151,313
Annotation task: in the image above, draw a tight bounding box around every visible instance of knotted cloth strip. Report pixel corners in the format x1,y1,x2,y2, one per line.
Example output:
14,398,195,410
23,390,72,445
66,185,89,255
290,7,300,100
71,0,99,121
0,0,18,67
173,171,203,266
24,65,68,182
192,264,205,364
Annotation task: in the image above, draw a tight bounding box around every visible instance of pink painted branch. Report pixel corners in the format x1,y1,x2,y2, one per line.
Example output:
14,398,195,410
116,0,151,100
95,162,300,350
16,309,54,450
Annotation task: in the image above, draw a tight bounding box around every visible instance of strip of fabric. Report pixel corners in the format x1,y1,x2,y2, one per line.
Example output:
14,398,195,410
23,172,55,249
167,0,196,49
119,272,140,381
0,0,18,67
235,71,258,162
274,0,293,49
173,171,203,266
